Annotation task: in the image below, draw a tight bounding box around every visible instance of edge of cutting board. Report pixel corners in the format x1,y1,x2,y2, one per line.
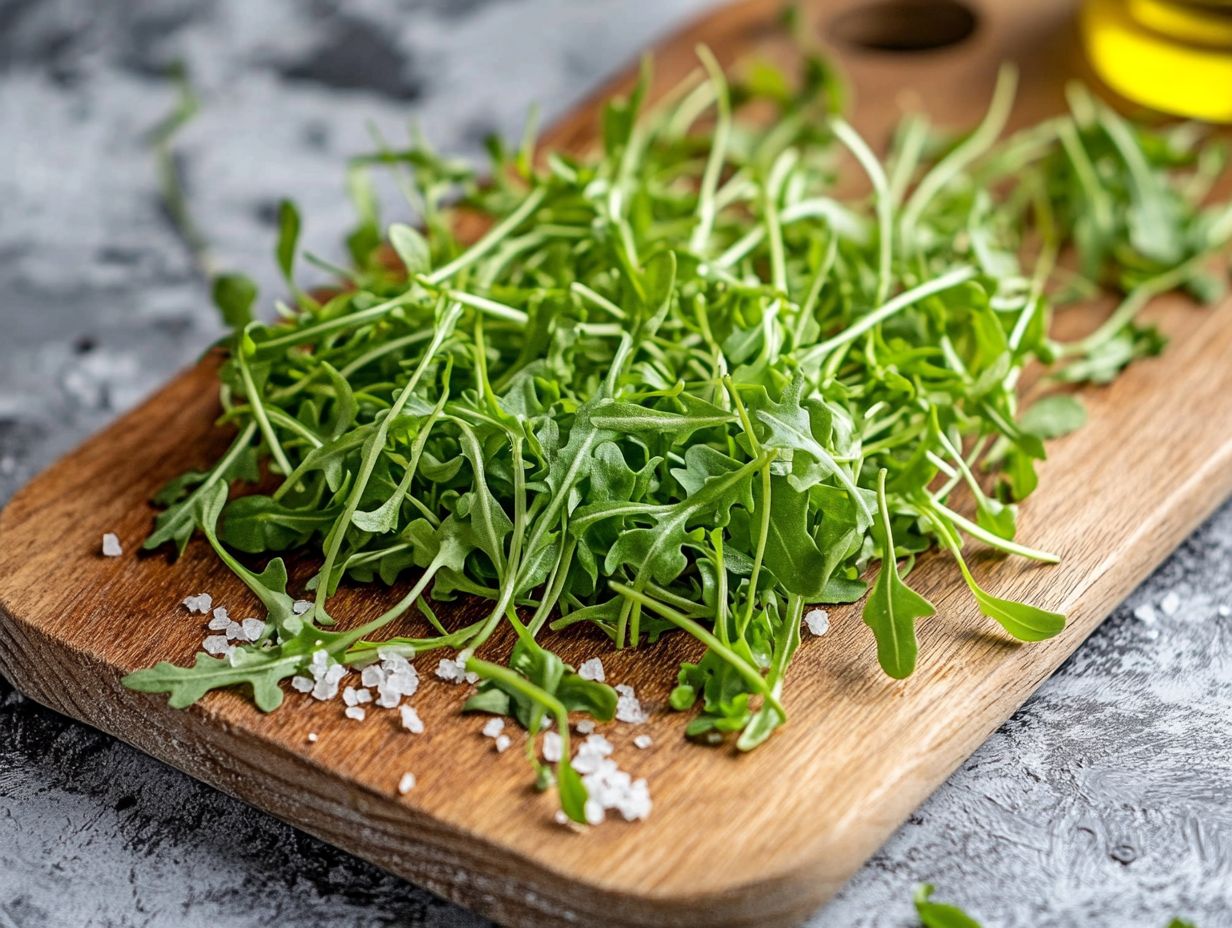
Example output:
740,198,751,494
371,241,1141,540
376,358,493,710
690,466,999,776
3,2,1232,926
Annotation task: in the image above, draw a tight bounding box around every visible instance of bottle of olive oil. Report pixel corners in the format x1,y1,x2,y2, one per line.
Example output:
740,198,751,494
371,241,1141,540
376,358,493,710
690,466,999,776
1082,0,1232,122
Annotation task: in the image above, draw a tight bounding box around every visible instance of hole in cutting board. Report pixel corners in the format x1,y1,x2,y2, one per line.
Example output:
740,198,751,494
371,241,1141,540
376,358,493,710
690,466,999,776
829,0,978,53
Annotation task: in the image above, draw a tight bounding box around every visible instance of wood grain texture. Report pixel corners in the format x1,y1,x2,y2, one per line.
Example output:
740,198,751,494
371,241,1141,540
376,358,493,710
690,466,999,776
1,1,1230,926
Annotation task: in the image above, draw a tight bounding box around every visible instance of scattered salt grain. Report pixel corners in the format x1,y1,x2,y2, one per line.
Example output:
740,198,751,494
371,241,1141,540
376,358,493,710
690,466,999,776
575,719,596,735
307,650,347,701
803,608,830,636
542,731,563,763
225,621,244,641
208,614,231,631
614,684,648,724
211,606,230,625
292,599,313,615
1133,604,1157,624
344,705,366,722
241,618,266,641
202,635,231,657
634,734,652,750
436,656,479,685
554,810,570,826
1219,605,1231,618
584,800,605,826
577,658,606,682
290,675,314,694
494,734,512,753
182,593,212,614
361,665,386,688
306,732,318,743
398,772,416,795
482,717,506,739
400,705,424,734
101,533,122,557
1160,591,1182,616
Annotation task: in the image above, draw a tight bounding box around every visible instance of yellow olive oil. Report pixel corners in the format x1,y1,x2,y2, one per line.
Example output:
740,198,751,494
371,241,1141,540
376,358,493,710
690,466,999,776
1082,0,1232,122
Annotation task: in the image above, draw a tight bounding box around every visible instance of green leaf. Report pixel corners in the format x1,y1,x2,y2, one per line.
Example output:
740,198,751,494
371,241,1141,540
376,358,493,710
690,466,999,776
1019,394,1087,439
862,470,935,678
211,273,258,329
389,223,431,276
275,199,301,286
913,884,983,928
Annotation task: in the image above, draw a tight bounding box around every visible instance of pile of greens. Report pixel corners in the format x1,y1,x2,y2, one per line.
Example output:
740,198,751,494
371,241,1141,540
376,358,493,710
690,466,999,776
125,44,1231,822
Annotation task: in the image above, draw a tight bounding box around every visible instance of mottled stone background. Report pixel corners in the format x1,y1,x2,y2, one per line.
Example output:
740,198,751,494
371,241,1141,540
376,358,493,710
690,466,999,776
1,1,1229,926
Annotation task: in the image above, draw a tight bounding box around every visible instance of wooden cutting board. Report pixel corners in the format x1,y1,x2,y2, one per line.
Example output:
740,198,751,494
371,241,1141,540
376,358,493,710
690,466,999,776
2,1,1230,926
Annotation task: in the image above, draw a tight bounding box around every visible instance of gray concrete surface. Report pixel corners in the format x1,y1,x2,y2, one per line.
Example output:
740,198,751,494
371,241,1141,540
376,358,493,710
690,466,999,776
1,2,1229,926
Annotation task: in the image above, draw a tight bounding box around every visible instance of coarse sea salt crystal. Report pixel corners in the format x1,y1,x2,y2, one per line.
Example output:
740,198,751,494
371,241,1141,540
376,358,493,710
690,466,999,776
306,732,318,743
202,635,231,656
208,614,231,632
292,600,313,615
1160,591,1182,616
584,800,604,826
290,675,314,694
1219,605,1231,618
225,621,244,641
435,657,478,685
494,734,512,753
400,705,424,734
1133,604,1157,624
182,593,212,614
211,606,230,625
344,705,366,722
614,684,647,724
633,734,652,750
101,533,122,557
241,618,266,641
542,731,563,763
482,717,505,739
803,608,830,636
361,665,386,688
575,719,595,735
577,658,605,682
398,772,416,795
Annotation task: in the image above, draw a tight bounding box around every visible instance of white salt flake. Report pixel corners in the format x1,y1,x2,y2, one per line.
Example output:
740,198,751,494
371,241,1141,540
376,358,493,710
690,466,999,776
584,800,604,826
207,614,231,631
575,719,596,735
803,607,830,636
494,734,512,753
577,658,606,682
306,732,318,743
202,635,231,656
435,656,478,685
292,599,313,615
241,618,266,641
342,686,363,707
481,717,506,739
542,731,563,763
400,705,424,734
290,675,314,694
344,705,366,722
1133,604,1157,624
633,734,652,750
225,621,244,641
1160,591,1182,616
554,810,570,826
101,533,123,557
211,606,230,625
182,593,213,614
398,772,417,795
614,683,648,724
361,665,386,688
